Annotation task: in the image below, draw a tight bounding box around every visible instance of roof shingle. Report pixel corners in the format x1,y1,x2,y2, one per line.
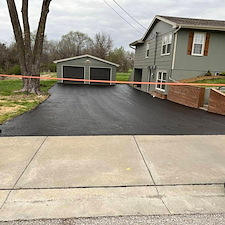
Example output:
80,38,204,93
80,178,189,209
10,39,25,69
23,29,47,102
159,15,225,28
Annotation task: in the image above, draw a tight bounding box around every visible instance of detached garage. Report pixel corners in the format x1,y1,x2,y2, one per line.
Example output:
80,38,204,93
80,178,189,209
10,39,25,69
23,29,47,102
54,55,119,85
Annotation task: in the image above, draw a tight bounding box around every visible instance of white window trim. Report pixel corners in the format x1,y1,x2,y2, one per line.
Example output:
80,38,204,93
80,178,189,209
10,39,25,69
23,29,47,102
191,32,206,56
146,42,150,58
156,70,167,92
161,33,172,56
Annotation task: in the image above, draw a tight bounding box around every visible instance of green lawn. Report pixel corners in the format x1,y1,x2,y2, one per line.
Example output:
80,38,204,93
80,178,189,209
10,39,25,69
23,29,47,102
192,78,225,85
116,71,132,81
0,78,56,124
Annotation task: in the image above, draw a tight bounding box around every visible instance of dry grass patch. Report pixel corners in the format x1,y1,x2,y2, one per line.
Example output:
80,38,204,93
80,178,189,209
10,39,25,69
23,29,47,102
0,94,49,124
0,78,56,124
179,75,224,83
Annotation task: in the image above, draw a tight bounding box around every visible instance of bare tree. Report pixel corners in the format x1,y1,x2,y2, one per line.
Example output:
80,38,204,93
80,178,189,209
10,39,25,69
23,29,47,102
57,31,93,58
91,32,113,59
6,0,52,94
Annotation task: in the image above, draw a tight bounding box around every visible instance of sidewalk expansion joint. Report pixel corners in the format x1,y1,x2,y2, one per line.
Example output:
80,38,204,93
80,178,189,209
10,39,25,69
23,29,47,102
0,136,48,210
133,136,171,214
0,183,223,192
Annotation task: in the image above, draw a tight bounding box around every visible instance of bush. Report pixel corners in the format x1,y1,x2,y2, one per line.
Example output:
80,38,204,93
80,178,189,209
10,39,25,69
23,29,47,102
7,64,21,75
49,63,56,72
0,67,4,74
220,72,225,76
205,70,212,76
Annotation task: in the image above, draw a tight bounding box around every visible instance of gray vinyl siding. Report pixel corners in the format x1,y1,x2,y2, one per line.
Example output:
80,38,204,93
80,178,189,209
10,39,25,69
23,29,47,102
132,21,174,93
56,56,117,84
172,29,225,80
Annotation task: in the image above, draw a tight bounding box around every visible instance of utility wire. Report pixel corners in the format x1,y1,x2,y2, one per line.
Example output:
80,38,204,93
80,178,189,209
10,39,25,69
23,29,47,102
103,0,144,35
112,0,147,30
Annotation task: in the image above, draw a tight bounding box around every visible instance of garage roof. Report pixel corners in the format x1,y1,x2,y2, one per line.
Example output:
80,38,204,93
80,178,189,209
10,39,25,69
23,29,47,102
53,54,120,67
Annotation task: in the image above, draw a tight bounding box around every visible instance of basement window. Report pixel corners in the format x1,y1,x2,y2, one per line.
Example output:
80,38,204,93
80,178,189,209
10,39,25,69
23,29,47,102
156,71,167,91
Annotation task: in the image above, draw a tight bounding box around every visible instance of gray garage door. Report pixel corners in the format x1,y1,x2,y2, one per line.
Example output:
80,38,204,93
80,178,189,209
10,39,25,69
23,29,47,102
63,66,84,84
90,68,111,85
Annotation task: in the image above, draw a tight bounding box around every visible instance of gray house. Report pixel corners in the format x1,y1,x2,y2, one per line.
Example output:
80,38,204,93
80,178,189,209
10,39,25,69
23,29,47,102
130,15,225,95
54,55,119,85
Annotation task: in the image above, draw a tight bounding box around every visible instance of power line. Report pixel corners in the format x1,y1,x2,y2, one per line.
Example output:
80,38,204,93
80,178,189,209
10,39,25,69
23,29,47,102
102,0,144,35
112,0,147,30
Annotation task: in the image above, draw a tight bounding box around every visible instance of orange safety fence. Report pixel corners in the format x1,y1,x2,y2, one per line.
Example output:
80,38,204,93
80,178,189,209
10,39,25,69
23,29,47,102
1,74,225,86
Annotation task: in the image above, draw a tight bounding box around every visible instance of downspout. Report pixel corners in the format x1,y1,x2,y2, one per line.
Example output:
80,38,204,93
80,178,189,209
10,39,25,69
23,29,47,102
153,32,158,66
148,32,158,93
169,26,181,82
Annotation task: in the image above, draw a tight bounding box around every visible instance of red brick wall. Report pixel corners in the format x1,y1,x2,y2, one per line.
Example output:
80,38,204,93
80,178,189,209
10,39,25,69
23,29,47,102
208,89,225,116
167,85,205,108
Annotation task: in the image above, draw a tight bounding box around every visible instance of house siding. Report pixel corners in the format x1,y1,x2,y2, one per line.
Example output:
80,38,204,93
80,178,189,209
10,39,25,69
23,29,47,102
132,21,174,93
172,29,225,80
56,56,117,84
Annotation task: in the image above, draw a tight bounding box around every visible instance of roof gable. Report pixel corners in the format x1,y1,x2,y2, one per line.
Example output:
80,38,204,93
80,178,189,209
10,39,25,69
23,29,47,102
130,15,225,46
53,54,120,67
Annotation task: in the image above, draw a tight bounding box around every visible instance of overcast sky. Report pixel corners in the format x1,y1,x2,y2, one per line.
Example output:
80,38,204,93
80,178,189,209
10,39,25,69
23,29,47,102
1,0,225,50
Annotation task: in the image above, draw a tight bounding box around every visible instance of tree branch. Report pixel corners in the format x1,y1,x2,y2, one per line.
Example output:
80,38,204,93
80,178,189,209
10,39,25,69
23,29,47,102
33,0,52,64
6,0,26,70
21,0,32,73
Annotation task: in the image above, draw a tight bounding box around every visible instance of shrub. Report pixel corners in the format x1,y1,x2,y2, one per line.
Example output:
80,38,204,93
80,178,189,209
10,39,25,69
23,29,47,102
49,63,56,72
220,72,225,76
8,64,21,75
0,67,4,74
205,70,212,76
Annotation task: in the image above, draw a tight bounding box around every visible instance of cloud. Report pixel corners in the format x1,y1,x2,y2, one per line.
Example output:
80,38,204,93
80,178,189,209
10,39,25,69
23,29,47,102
1,0,225,49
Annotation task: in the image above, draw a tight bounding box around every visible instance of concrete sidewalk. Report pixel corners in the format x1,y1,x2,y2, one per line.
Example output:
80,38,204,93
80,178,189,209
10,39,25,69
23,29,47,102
0,135,225,221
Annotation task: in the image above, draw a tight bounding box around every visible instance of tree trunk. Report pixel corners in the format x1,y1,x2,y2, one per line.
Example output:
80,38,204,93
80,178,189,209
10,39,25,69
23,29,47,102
6,0,52,95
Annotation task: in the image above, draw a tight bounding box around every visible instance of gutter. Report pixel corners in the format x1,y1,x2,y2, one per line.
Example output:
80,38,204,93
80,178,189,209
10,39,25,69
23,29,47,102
174,25,181,33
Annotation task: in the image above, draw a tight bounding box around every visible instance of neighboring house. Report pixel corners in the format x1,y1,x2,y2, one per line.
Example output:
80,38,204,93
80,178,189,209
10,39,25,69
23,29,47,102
130,15,225,95
54,55,119,85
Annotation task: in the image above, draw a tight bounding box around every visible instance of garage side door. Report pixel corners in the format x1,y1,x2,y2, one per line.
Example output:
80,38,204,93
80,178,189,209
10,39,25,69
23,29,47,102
90,68,111,85
63,66,84,84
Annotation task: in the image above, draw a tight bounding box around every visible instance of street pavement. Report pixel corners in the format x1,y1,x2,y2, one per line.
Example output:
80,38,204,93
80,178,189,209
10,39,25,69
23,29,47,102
0,135,225,222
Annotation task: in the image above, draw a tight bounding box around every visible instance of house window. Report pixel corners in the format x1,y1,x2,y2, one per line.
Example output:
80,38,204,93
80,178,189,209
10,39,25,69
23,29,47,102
161,33,172,55
156,71,167,91
192,32,206,56
146,42,150,58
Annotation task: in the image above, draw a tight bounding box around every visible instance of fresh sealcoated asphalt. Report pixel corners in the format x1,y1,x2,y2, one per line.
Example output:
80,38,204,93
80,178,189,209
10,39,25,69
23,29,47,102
1,84,225,136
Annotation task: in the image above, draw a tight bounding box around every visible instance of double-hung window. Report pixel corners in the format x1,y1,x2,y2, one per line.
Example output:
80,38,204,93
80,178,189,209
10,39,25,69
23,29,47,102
192,32,206,56
146,42,150,58
161,33,172,55
156,71,167,91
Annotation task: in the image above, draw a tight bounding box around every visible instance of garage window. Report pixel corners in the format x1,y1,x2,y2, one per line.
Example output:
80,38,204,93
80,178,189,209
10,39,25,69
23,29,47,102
156,71,167,91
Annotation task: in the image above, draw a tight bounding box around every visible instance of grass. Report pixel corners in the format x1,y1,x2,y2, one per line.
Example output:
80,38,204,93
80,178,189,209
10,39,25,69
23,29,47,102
0,78,56,124
192,78,225,85
116,71,132,81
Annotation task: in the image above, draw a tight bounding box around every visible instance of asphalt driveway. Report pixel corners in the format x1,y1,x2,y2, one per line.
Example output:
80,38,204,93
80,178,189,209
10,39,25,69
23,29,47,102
1,84,225,136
